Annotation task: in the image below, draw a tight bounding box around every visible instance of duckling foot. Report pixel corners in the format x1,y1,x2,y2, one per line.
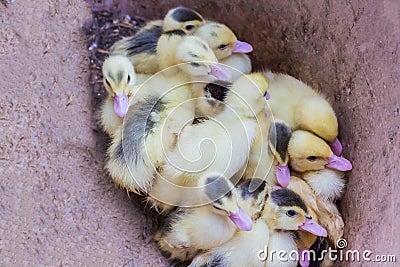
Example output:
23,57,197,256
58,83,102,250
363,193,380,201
163,239,189,249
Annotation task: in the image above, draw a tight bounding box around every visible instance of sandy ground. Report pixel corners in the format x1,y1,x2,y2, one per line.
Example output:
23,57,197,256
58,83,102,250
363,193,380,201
0,1,168,266
1,0,399,266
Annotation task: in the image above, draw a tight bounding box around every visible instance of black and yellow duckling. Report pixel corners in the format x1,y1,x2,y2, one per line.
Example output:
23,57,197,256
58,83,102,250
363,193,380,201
111,6,205,74
154,174,253,261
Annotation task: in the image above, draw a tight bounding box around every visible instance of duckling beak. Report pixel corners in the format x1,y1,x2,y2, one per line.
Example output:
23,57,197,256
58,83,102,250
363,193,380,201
265,92,271,100
232,40,253,53
275,164,291,187
298,218,327,237
228,206,253,231
114,93,129,118
326,154,353,171
329,137,343,156
209,64,232,81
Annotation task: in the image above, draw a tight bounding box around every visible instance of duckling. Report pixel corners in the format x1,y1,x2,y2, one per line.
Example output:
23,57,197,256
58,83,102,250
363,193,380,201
263,71,343,156
194,22,253,60
148,73,269,208
195,22,253,81
287,177,323,267
100,55,151,136
190,185,327,267
287,176,344,252
243,118,292,188
111,6,205,74
188,178,270,267
156,31,231,81
105,31,231,194
220,53,252,81
154,174,253,261
262,188,327,267
287,130,352,200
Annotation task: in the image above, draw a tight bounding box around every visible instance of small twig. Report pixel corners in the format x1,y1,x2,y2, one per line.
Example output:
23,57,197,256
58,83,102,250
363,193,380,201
96,49,110,54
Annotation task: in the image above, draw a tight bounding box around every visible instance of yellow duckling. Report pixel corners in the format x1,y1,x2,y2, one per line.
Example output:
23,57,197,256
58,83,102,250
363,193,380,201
100,55,150,136
262,188,327,267
288,176,345,265
188,178,270,267
263,71,344,156
195,22,253,80
194,22,253,60
287,176,324,267
111,6,205,74
190,185,327,267
243,119,292,187
105,31,231,194
287,130,352,200
154,174,253,261
148,73,269,209
156,31,231,80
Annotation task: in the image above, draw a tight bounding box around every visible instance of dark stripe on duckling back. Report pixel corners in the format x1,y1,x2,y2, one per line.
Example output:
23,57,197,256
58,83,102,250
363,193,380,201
163,29,186,36
269,122,292,163
204,254,226,267
127,25,162,55
115,96,165,165
204,81,232,103
238,178,267,200
271,188,308,213
171,7,203,22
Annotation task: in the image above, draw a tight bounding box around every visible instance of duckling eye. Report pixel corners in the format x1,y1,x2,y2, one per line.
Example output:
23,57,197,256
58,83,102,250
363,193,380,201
212,205,222,211
307,156,317,161
127,75,131,84
286,210,297,217
185,25,195,31
191,62,201,67
105,79,111,88
218,44,228,50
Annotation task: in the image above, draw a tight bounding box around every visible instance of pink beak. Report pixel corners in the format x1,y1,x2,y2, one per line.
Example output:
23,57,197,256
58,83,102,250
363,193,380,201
329,138,343,156
298,248,310,267
326,154,353,171
228,206,252,231
209,64,232,81
232,40,253,53
298,218,327,237
275,164,291,187
114,93,129,118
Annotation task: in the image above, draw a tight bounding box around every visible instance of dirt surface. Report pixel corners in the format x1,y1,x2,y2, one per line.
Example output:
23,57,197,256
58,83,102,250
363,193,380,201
0,1,168,266
1,0,399,266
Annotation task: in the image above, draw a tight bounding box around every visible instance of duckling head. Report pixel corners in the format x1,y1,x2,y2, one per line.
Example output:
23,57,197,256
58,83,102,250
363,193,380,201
102,55,136,118
202,174,253,231
195,22,253,60
295,96,338,143
268,121,292,187
163,6,205,34
236,178,271,218
226,73,269,116
288,130,352,172
267,188,327,237
175,35,231,80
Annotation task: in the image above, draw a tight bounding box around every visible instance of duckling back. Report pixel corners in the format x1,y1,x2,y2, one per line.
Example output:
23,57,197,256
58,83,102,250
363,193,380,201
263,71,338,142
